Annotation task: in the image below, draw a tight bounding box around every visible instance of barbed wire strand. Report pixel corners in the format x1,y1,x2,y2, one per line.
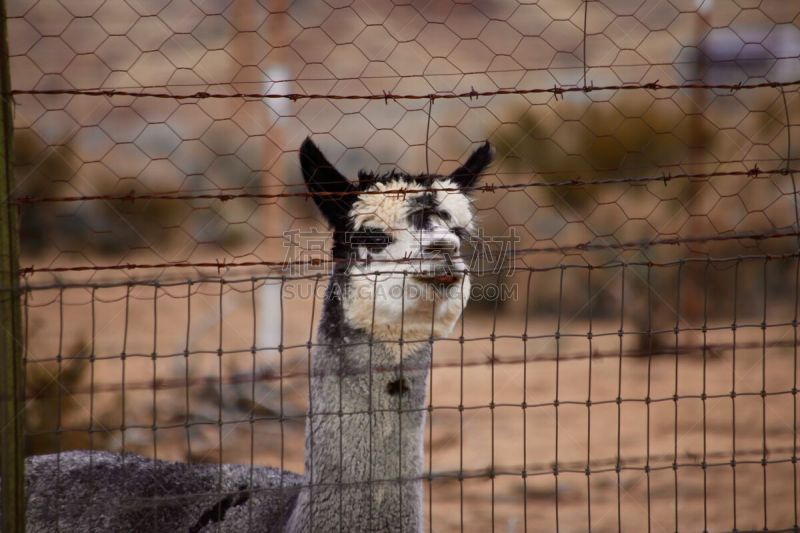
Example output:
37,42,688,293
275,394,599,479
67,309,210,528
10,166,798,205
15,228,800,276
7,79,800,102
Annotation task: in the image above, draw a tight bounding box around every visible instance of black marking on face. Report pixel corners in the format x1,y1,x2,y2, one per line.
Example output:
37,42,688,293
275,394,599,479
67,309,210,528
386,378,410,396
407,192,451,230
347,226,393,253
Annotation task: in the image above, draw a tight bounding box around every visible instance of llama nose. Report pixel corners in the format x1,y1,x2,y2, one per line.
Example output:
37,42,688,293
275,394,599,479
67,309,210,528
424,238,459,256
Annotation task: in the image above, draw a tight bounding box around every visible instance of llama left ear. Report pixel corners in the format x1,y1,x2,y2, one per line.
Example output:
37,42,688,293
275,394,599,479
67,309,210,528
450,141,492,190
300,137,355,228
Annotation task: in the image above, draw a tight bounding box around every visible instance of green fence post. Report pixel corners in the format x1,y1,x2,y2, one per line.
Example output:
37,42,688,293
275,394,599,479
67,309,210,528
0,0,25,531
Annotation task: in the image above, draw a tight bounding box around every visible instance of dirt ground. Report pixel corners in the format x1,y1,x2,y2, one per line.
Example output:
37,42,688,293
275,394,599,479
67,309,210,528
22,275,799,532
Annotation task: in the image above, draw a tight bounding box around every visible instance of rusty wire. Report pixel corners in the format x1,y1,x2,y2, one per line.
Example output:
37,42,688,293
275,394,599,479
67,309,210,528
15,228,800,276
8,79,800,102
8,165,798,205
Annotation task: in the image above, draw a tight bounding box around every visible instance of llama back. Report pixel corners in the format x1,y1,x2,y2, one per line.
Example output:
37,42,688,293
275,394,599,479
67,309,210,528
7,450,300,532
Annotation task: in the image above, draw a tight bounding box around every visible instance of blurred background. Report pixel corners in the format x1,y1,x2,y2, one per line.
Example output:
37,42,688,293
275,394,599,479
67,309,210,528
7,0,800,530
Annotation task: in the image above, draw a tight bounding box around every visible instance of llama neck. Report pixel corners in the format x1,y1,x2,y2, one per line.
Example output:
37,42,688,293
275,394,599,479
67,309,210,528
286,278,430,533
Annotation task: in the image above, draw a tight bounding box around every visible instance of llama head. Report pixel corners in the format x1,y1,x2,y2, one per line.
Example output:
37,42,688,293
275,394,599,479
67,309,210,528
300,137,492,341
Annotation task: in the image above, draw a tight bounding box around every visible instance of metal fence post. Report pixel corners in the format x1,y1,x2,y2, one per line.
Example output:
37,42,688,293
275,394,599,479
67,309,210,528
0,0,25,531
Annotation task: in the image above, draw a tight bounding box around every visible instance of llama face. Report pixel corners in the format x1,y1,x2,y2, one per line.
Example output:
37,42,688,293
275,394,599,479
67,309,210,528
345,177,474,340
300,138,492,341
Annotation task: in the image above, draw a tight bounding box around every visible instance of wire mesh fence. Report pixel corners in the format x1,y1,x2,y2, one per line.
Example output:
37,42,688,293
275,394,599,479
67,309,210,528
3,0,800,531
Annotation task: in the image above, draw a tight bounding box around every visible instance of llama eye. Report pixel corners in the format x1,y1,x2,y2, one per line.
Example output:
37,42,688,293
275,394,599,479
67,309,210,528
452,226,472,241
348,227,393,252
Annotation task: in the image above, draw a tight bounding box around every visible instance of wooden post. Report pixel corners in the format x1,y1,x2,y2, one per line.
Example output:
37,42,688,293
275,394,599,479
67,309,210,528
250,1,289,359
0,0,25,531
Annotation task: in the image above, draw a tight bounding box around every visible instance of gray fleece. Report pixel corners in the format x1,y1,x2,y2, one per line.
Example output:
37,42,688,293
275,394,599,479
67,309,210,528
285,332,430,533
8,450,300,532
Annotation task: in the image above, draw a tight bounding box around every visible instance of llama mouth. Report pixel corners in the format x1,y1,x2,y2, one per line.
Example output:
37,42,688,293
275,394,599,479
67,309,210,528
412,273,462,286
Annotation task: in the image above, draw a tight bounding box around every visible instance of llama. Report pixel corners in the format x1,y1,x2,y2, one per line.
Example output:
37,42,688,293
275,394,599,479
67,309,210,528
5,138,492,532
285,138,491,532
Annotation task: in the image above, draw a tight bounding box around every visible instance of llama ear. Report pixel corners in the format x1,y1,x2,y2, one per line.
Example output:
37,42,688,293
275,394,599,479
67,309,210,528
450,141,492,191
300,137,355,228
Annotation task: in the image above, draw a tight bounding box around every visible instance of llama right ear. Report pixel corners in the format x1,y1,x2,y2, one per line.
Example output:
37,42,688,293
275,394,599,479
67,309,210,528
450,141,492,191
300,138,355,228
